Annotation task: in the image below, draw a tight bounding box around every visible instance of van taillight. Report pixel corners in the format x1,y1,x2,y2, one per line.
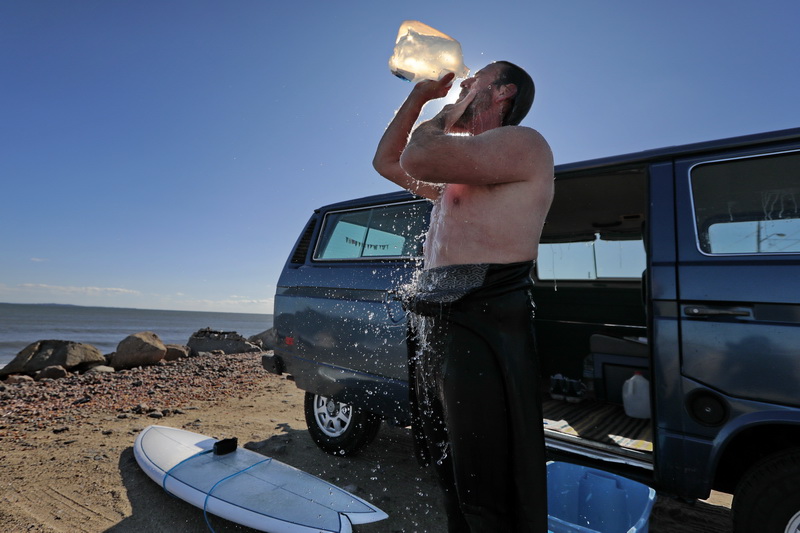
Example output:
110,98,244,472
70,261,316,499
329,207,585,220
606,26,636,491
285,337,295,346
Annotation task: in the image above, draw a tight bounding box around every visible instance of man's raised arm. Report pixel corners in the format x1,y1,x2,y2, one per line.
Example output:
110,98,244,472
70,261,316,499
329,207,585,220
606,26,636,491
399,80,549,188
372,74,455,200
401,123,549,187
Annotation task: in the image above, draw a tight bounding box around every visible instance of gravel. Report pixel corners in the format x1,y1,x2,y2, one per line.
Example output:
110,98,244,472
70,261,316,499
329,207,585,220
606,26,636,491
0,352,270,439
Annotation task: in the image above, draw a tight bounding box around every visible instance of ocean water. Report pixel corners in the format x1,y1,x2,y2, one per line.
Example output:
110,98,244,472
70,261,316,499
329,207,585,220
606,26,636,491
0,303,273,367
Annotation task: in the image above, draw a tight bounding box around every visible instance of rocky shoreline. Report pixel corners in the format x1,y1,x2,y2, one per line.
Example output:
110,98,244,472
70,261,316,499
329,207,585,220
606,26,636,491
1,327,273,382
0,350,270,439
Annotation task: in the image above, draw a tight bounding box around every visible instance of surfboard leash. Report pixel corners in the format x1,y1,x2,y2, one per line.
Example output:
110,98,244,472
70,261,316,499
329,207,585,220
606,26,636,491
161,448,214,496
202,456,273,533
159,442,273,533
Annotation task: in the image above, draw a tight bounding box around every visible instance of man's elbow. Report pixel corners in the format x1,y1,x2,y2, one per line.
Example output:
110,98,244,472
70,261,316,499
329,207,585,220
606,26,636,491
399,149,424,181
372,154,391,179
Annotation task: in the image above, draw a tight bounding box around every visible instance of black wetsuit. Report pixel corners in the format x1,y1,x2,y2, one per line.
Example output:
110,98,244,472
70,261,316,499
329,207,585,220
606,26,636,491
405,261,547,533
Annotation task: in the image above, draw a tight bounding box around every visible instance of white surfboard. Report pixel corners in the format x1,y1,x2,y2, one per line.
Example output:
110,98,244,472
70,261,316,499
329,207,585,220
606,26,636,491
133,425,388,533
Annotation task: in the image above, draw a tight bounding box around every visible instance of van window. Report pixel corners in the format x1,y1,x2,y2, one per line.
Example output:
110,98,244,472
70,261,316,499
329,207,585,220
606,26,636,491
537,235,646,280
314,201,430,260
692,151,800,254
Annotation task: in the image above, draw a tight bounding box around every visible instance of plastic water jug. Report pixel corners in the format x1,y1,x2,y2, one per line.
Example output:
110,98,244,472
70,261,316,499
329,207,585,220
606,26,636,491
388,20,469,83
623,372,651,419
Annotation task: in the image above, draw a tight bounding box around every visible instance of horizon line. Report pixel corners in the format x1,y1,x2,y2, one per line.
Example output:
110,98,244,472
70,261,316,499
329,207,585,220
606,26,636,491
0,301,274,316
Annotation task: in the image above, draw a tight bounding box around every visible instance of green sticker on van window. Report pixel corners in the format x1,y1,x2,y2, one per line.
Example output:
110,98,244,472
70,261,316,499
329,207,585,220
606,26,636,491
314,201,430,260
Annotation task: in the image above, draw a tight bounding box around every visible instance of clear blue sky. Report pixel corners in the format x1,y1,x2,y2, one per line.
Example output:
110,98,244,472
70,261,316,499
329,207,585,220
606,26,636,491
2,1,798,314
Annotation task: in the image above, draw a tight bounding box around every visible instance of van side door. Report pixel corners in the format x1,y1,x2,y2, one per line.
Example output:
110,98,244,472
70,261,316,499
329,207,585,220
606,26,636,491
672,146,800,493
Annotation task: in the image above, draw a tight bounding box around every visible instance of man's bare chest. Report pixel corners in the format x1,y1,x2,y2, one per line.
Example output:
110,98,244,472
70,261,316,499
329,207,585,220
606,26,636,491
438,183,519,216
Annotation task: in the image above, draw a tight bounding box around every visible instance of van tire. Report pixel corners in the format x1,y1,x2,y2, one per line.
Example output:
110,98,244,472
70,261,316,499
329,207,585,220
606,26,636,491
304,392,381,456
733,448,800,533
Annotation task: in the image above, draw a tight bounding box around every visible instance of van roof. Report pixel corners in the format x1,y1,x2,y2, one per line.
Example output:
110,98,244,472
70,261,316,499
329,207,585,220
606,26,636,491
317,127,800,211
556,126,800,176
315,190,419,213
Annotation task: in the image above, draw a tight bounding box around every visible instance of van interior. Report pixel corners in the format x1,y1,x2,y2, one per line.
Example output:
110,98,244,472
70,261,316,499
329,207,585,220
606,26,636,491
532,165,651,464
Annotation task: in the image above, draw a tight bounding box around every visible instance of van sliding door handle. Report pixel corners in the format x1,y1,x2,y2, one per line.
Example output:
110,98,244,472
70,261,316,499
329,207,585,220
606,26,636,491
684,306,751,318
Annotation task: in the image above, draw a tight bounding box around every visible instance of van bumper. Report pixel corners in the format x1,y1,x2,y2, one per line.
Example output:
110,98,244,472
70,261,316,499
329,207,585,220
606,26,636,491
261,353,285,375
279,352,411,426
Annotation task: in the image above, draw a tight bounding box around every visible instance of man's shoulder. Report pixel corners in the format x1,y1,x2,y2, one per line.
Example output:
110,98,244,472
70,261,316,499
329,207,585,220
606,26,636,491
484,125,548,148
489,126,553,164
500,124,547,142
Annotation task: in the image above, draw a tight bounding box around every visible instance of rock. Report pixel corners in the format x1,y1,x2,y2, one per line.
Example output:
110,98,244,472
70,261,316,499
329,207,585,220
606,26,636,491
1,340,105,377
187,328,261,355
249,327,277,350
6,374,34,384
164,344,190,361
109,332,166,370
35,365,68,381
84,365,115,374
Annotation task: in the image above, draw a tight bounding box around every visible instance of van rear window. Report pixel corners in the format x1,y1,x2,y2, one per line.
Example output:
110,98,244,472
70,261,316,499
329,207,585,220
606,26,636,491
692,150,800,255
314,201,430,260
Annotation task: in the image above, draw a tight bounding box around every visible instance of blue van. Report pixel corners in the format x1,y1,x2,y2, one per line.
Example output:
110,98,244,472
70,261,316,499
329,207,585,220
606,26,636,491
266,127,800,532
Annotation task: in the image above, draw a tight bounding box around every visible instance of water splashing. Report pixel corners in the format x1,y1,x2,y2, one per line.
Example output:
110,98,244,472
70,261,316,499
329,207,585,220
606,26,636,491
435,441,450,466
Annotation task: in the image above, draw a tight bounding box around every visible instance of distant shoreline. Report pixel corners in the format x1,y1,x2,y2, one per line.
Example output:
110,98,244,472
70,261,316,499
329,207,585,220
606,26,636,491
0,303,273,366
0,302,273,317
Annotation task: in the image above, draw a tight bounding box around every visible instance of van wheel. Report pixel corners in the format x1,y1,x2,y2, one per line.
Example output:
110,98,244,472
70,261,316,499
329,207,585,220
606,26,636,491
304,392,381,456
733,449,800,533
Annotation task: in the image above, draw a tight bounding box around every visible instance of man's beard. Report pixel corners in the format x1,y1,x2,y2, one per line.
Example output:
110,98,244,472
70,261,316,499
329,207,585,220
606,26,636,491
450,98,481,132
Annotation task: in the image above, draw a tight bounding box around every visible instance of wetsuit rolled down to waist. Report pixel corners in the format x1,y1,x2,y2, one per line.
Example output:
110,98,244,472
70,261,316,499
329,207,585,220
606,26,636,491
405,261,548,533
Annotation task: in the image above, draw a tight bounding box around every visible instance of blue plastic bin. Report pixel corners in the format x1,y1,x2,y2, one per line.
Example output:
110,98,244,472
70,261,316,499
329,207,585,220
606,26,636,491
547,461,656,533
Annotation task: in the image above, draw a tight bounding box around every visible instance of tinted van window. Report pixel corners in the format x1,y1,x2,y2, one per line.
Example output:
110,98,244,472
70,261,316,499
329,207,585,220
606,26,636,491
313,200,430,260
691,150,800,254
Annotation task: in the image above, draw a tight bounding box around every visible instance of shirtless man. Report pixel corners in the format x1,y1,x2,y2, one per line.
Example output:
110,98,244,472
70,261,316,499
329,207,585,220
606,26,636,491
374,62,554,532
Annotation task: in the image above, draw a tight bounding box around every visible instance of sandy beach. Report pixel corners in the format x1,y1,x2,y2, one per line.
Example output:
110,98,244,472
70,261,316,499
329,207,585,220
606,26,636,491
0,351,733,532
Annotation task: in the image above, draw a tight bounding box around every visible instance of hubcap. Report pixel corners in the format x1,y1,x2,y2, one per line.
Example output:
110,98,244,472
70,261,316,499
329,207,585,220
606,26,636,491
326,399,337,416
313,395,352,438
786,510,800,533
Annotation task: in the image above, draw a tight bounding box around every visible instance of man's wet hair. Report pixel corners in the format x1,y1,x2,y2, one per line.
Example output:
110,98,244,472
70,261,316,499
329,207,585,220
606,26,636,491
493,61,535,126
